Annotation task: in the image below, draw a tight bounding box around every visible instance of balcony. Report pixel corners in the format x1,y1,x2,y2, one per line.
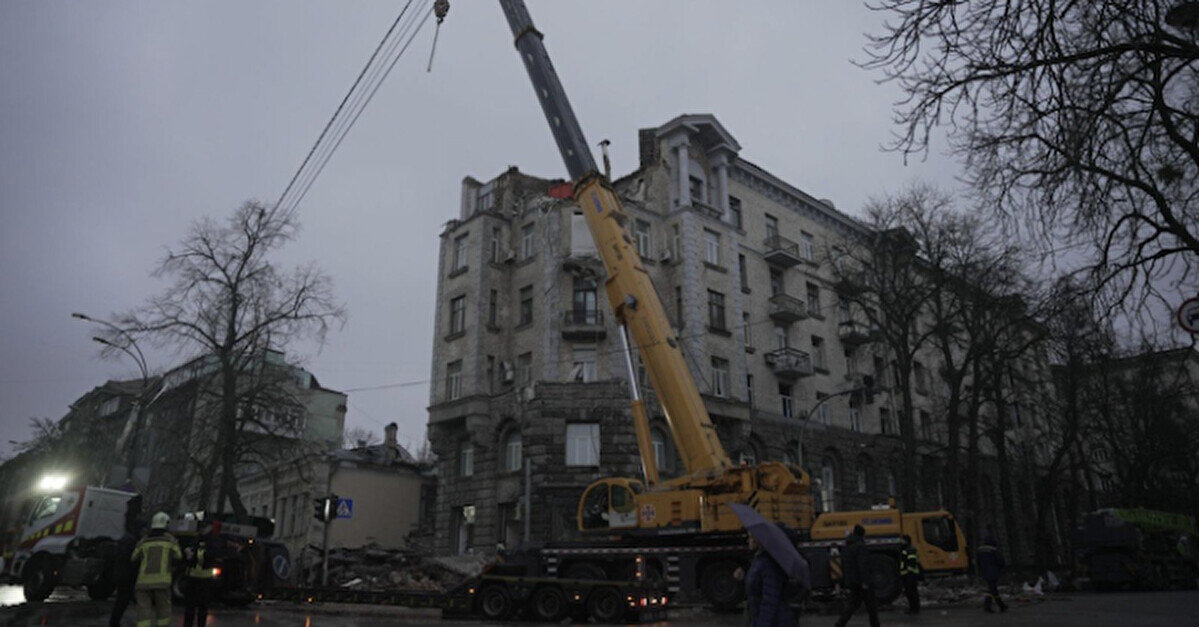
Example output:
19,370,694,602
690,199,724,221
562,309,606,341
764,347,814,380
839,320,878,346
762,235,802,268
767,293,808,323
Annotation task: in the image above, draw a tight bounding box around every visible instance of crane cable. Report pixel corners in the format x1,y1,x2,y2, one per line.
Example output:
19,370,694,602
427,0,450,72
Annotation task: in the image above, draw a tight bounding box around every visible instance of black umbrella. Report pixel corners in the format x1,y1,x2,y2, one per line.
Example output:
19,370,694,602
730,503,810,588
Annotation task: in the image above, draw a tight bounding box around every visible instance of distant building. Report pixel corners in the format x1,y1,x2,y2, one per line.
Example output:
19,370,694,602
237,423,434,577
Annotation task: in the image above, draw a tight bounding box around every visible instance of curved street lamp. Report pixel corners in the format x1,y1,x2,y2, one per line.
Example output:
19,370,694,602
71,312,154,488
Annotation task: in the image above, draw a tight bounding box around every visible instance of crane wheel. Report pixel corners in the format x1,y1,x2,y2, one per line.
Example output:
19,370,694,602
478,584,513,620
866,553,901,603
700,560,745,611
586,586,623,623
529,585,569,622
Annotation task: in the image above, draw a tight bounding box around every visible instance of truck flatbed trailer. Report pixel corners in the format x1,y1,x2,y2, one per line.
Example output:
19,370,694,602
259,570,668,623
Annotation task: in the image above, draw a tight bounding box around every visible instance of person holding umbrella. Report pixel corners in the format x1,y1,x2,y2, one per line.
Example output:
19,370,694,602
730,504,811,626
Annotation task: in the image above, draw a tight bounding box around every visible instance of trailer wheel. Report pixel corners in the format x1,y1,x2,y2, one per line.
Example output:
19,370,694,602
479,584,514,620
866,554,900,603
22,557,57,603
586,586,623,624
529,585,569,622
700,560,745,611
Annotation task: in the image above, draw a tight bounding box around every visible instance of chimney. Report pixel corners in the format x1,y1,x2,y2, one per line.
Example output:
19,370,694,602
384,422,398,464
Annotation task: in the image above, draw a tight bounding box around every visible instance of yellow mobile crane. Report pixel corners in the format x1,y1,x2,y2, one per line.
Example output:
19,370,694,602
495,0,966,608
497,1,811,539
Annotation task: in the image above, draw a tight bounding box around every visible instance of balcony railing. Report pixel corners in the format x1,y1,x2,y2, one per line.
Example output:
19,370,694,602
562,309,606,341
839,320,878,346
767,293,808,323
764,347,814,379
689,199,724,221
763,234,802,268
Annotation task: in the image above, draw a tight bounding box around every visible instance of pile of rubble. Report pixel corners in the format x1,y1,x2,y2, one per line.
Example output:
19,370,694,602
916,573,1058,607
311,544,491,592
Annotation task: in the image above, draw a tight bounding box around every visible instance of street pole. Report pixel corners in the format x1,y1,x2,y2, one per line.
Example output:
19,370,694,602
796,382,873,469
321,510,331,586
523,458,531,545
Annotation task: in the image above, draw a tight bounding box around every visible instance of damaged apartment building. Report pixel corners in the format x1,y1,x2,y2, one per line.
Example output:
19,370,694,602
426,114,1044,556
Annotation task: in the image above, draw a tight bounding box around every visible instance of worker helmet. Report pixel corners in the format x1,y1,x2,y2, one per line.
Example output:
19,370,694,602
151,511,171,530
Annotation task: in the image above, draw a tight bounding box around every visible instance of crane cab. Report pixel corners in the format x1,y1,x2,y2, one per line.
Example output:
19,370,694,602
578,478,644,532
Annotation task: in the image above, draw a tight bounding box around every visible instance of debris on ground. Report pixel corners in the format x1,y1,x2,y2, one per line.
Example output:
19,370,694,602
307,543,491,592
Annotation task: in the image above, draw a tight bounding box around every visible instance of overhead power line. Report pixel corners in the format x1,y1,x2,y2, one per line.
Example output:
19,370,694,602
273,0,435,219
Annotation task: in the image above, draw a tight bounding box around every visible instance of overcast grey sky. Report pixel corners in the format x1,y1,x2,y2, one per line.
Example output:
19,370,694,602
0,1,964,456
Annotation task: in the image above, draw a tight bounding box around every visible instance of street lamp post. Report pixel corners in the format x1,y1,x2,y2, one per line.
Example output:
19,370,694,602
795,377,875,469
71,312,152,487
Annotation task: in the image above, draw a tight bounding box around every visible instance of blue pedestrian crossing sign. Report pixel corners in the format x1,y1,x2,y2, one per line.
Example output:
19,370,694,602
336,498,353,519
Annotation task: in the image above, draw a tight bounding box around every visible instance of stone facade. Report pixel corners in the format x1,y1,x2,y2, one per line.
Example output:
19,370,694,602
426,114,1039,557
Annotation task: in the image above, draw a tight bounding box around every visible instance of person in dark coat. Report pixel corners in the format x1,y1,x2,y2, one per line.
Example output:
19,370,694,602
744,535,794,627
834,525,879,627
899,534,922,615
977,532,1008,613
108,495,141,627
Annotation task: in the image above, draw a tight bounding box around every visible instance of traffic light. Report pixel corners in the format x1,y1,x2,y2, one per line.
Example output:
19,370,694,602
313,496,332,523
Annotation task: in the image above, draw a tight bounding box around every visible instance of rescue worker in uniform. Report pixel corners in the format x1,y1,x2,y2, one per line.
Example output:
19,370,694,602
834,525,880,627
899,534,921,615
182,521,224,627
130,511,181,627
977,531,1008,613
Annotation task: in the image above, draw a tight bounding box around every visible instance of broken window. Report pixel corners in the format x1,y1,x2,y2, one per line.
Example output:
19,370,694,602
710,357,729,397
571,346,597,382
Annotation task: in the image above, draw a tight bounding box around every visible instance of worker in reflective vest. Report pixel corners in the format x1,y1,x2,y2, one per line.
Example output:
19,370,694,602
130,512,181,627
899,534,922,615
183,522,224,627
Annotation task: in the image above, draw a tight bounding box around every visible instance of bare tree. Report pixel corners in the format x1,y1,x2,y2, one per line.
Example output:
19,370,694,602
95,201,345,516
863,1,1199,310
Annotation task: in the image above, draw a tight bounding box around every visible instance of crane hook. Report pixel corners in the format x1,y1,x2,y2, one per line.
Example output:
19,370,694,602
428,0,450,73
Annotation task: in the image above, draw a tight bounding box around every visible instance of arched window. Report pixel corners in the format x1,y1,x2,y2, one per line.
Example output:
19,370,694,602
821,459,837,512
503,429,522,472
783,440,801,466
739,440,760,466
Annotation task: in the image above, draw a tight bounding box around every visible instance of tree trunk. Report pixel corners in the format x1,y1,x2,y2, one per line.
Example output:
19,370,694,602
897,359,918,509
990,363,1022,565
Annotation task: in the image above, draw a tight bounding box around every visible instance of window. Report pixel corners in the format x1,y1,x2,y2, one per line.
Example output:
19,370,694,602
708,290,727,331
490,227,502,263
800,232,815,261
488,289,498,326
746,374,754,406
880,407,894,435
571,346,597,382
566,423,600,466
839,297,852,324
517,352,533,385
100,397,120,416
571,212,596,257
821,460,837,512
739,446,758,466
914,362,929,394
765,214,779,241
770,268,783,296
845,349,858,375
1098,475,1113,492
850,405,863,432
774,325,788,350
743,312,753,348
921,517,960,552
446,360,463,401
572,277,598,323
477,187,494,213
711,357,730,397
503,430,522,472
519,285,533,326
521,223,535,259
874,356,888,387
729,196,742,229
857,467,867,494
449,296,466,334
459,440,474,477
815,392,830,425
689,175,704,204
651,429,668,471
738,254,749,290
634,219,652,258
888,470,897,497
806,283,821,316
452,234,468,272
703,229,721,265
486,355,496,392
920,410,932,440
1091,447,1109,463
780,384,794,418
675,286,684,328
811,336,826,370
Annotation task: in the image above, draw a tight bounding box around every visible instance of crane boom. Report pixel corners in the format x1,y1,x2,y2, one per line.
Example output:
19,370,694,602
497,0,731,477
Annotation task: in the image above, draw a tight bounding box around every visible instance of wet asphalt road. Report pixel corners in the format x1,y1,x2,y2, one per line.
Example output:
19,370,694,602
0,587,1196,626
